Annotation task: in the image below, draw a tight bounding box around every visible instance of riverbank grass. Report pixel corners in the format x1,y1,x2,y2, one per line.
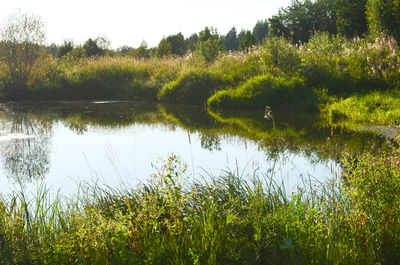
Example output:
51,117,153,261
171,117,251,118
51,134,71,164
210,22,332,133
1,149,400,264
324,90,400,124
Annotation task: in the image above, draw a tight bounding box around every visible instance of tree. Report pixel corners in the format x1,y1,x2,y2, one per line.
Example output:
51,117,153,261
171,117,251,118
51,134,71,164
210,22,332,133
56,40,74,58
196,27,224,63
185,33,198,52
239,30,257,51
83,38,104,57
46,43,58,57
253,20,269,43
224,27,239,51
156,33,187,57
367,0,400,42
156,38,173,57
268,0,336,43
0,11,46,99
334,0,367,37
135,41,150,59
167,33,186,56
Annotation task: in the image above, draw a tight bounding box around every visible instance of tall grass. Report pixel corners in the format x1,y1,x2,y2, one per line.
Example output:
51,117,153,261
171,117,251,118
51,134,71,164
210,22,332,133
1,33,399,125
1,150,400,264
324,90,400,124
207,74,317,111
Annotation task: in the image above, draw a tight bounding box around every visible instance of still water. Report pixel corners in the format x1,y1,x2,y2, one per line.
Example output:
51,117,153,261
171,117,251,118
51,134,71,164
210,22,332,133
0,102,389,196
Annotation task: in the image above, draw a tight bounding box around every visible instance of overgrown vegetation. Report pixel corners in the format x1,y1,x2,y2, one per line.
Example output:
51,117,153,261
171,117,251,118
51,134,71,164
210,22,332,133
0,1,399,125
1,148,399,264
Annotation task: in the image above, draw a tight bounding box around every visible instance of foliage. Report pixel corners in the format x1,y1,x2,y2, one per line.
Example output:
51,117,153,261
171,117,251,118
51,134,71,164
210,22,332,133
224,27,239,51
261,37,301,77
185,33,199,52
2,148,400,264
83,38,105,57
239,31,257,51
324,90,400,124
56,40,74,58
156,33,186,57
269,0,337,43
342,141,400,264
367,0,400,42
334,0,368,37
252,20,269,43
195,27,224,63
208,74,317,111
158,69,231,105
0,11,46,99
26,56,188,101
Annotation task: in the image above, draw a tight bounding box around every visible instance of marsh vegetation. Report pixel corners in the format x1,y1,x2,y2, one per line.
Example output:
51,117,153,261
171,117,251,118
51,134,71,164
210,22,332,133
1,0,400,264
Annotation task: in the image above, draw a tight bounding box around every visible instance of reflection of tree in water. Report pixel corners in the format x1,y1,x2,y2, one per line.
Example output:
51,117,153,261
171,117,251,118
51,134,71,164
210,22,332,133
201,133,221,151
0,111,52,183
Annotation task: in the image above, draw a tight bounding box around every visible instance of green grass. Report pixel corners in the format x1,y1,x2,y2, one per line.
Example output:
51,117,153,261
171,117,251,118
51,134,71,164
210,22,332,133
1,148,400,264
324,90,400,124
1,33,400,126
207,74,318,111
158,69,232,105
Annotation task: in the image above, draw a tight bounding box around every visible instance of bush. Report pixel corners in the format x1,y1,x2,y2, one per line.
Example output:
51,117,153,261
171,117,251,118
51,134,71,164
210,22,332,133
261,37,301,77
207,74,317,111
342,141,400,264
158,69,231,105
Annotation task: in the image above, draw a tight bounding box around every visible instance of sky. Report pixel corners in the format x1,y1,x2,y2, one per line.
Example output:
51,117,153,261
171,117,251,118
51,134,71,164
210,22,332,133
0,0,290,49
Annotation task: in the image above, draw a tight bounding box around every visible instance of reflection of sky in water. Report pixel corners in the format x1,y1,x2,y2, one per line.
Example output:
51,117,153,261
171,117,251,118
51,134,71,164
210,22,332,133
0,121,340,196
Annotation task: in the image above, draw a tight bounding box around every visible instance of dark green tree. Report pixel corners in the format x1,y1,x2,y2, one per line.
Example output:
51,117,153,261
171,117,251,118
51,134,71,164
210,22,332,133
46,43,58,57
239,30,257,51
196,27,224,63
156,38,173,57
334,0,368,37
135,41,150,59
367,0,400,42
83,38,103,57
166,33,187,56
268,0,336,43
224,27,239,51
252,20,269,43
156,33,187,57
185,33,198,52
56,40,74,58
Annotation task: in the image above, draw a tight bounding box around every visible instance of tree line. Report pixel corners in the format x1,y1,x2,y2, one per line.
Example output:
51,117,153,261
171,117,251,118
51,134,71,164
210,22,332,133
45,0,400,60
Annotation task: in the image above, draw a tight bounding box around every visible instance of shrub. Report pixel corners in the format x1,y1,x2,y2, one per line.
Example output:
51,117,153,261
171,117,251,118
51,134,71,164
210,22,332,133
207,74,317,111
342,140,400,264
261,37,301,77
158,69,231,105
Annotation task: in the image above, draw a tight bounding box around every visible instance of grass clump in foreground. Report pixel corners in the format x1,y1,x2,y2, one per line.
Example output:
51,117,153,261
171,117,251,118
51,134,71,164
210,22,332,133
324,90,400,124
1,149,400,265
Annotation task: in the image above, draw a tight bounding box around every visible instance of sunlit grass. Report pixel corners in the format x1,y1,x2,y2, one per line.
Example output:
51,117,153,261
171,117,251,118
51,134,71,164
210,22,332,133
1,149,400,264
324,90,400,125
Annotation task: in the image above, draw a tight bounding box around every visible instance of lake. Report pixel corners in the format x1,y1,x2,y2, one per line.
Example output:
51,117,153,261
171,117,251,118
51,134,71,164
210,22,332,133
0,101,390,196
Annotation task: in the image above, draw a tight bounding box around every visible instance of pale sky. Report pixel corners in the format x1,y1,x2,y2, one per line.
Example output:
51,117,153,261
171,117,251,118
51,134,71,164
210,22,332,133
0,0,290,49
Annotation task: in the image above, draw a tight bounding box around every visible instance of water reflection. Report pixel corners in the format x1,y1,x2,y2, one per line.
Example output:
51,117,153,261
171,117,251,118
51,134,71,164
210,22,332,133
0,101,391,189
0,105,52,183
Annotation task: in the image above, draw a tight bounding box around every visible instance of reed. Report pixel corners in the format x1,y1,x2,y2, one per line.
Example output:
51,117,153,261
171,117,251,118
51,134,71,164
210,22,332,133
1,149,400,264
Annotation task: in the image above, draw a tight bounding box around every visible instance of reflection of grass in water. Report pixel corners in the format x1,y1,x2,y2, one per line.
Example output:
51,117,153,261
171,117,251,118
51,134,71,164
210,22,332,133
1,153,399,264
